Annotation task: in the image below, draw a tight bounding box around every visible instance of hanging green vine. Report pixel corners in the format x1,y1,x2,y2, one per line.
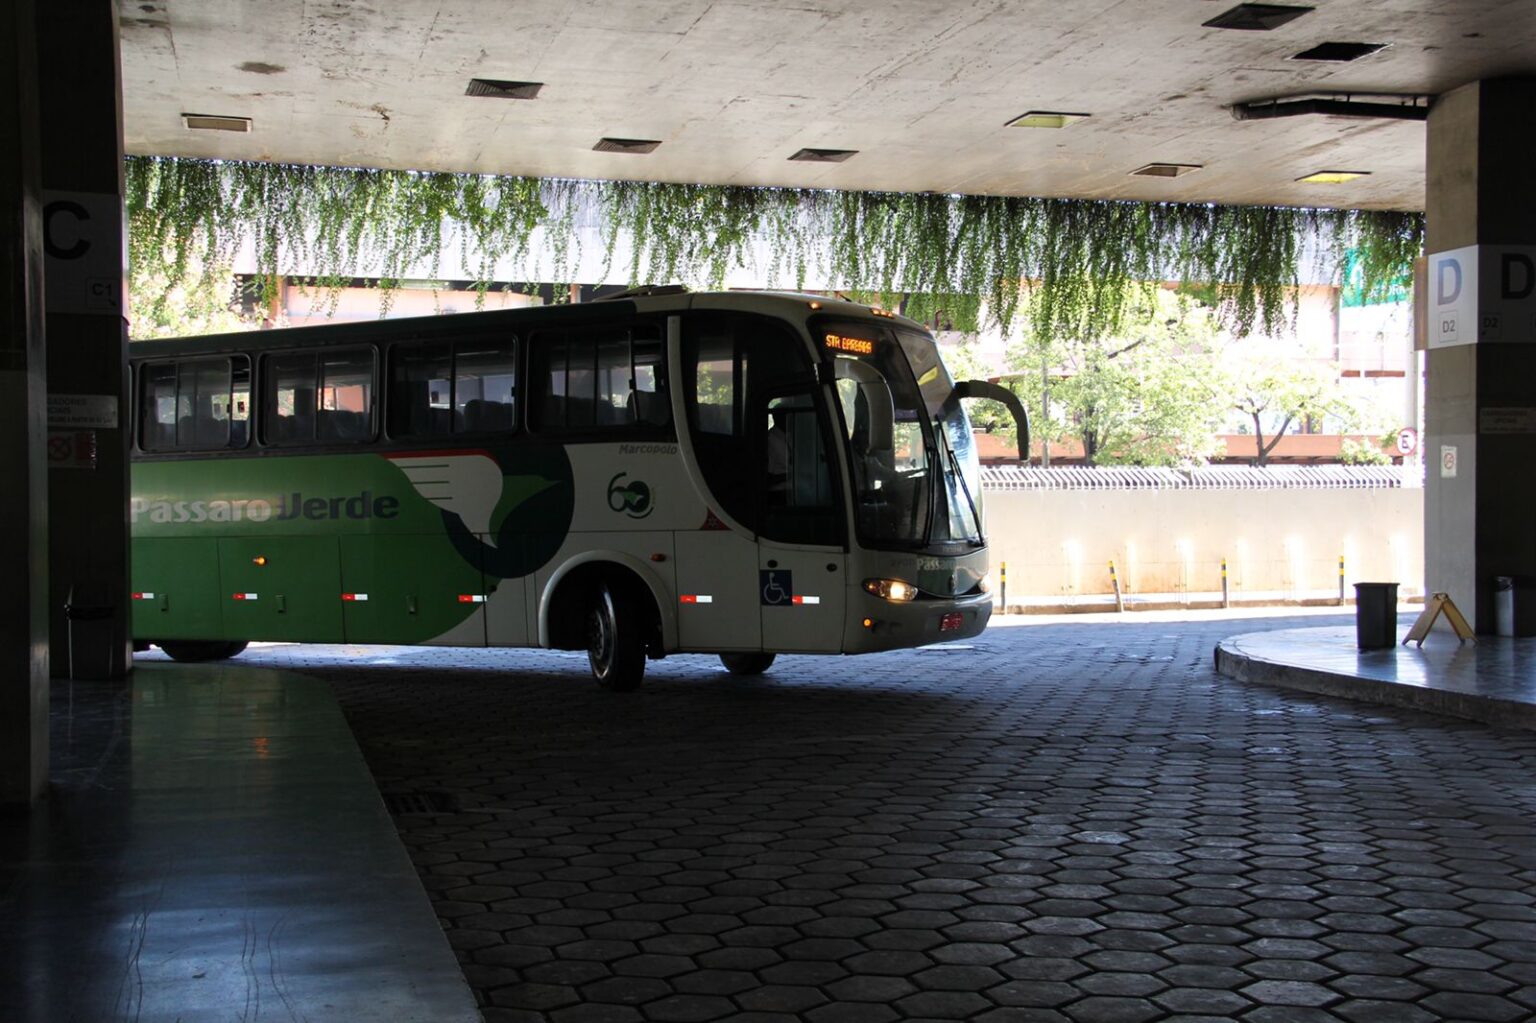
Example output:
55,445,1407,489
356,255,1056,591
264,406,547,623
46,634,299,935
125,155,1423,339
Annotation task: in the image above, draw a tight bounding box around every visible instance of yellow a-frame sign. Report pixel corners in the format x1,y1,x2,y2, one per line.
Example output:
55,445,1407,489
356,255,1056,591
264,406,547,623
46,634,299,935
1403,592,1477,647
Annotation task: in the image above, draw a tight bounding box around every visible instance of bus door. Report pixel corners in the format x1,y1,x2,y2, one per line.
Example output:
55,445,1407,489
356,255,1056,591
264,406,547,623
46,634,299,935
757,391,846,652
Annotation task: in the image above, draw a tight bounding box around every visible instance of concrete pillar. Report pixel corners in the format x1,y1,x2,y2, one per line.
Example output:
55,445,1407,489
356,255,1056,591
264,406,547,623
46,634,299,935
37,0,130,678
0,0,51,805
1424,79,1536,631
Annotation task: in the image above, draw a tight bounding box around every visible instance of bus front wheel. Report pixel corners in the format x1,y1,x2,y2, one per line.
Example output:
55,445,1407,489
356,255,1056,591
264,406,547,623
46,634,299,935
156,640,249,663
587,583,644,691
719,653,776,676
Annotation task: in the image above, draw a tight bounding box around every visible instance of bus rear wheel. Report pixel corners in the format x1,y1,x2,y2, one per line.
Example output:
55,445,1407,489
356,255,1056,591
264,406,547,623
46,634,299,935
587,583,644,691
719,653,776,676
156,640,249,663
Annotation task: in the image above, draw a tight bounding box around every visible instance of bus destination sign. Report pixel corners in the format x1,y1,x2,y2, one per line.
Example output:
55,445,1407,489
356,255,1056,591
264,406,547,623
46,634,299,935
824,333,876,355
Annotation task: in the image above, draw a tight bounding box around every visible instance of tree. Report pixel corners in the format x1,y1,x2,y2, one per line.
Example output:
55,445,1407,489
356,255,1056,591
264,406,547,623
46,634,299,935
1010,288,1226,466
1226,352,1347,466
128,265,262,340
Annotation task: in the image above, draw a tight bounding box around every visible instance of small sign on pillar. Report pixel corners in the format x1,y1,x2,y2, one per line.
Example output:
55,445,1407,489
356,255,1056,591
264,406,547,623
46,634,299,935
47,430,98,470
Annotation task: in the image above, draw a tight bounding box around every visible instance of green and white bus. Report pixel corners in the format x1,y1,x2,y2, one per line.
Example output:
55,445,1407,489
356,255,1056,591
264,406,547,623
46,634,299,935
129,289,1026,689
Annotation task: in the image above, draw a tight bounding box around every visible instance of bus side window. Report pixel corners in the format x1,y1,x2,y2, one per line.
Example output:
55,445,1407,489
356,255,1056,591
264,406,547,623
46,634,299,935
388,341,454,437
533,332,565,429
630,334,670,427
318,349,375,441
138,356,249,452
532,324,667,436
454,339,516,432
230,359,251,447
265,353,318,444
182,358,231,449
392,338,517,438
138,363,178,451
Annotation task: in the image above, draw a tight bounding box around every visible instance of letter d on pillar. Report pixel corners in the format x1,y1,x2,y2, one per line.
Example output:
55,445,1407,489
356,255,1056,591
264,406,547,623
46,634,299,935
1437,255,1463,305
1501,253,1534,300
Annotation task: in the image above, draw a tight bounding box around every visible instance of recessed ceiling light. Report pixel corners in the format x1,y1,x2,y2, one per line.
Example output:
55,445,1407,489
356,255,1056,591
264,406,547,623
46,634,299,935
1292,42,1388,61
594,137,662,154
465,79,543,99
1131,162,1203,178
1203,4,1314,31
1297,169,1370,183
1006,111,1090,129
181,113,251,132
789,148,858,162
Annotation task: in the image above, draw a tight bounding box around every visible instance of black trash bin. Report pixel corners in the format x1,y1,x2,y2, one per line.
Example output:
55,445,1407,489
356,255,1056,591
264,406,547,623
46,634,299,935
1494,576,1536,637
64,595,116,679
1353,582,1399,649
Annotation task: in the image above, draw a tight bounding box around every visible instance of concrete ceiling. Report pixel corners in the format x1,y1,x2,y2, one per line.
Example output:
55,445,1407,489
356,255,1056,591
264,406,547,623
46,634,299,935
120,0,1536,211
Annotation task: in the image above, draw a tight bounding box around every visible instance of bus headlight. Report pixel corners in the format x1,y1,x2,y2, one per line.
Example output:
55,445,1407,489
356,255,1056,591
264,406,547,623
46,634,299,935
978,574,992,594
864,578,918,602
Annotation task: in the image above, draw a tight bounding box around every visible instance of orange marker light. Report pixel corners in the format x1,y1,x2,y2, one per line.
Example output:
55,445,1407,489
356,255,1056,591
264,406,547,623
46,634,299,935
252,555,268,566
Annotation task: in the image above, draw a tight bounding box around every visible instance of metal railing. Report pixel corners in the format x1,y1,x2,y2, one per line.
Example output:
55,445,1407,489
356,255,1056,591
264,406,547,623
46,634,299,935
981,464,1417,491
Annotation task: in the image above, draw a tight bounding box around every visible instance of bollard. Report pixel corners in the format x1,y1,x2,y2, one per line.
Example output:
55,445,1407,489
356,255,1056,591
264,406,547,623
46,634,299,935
999,562,1007,615
1338,554,1346,605
1221,556,1230,609
1109,560,1124,613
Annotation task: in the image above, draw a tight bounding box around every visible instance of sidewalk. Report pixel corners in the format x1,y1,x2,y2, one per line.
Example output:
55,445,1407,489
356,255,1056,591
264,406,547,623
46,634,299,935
1216,617,1536,731
0,663,480,1023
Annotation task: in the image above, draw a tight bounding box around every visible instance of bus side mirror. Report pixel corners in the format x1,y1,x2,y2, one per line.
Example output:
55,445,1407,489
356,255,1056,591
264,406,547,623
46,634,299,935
952,380,1030,463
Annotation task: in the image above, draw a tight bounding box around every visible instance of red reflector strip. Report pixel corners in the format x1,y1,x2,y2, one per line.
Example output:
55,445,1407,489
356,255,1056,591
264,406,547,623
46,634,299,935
132,592,154,600
680,595,714,604
457,594,487,603
940,612,964,632
341,593,369,602
791,595,821,605
233,593,258,601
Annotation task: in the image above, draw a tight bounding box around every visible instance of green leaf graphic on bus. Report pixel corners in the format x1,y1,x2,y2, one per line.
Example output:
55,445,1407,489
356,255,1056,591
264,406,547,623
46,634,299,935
396,443,575,579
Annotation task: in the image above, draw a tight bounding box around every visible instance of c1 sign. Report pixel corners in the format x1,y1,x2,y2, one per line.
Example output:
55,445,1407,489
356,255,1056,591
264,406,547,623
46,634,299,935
42,190,125,316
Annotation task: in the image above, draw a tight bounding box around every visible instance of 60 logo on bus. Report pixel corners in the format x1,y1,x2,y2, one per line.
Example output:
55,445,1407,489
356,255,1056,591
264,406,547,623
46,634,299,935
607,473,654,519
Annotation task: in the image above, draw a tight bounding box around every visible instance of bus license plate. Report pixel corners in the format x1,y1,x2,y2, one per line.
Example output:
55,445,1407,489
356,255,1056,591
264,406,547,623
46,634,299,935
940,612,964,632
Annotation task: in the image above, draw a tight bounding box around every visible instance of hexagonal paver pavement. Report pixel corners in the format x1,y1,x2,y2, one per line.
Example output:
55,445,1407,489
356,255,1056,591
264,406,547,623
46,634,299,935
211,611,1536,1022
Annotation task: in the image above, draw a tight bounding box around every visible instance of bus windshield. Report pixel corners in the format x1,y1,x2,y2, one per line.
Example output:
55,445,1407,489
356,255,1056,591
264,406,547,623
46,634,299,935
822,323,982,549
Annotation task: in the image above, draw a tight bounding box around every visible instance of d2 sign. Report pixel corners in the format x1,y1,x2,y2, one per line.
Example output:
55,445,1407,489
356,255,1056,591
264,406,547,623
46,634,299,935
1428,245,1536,348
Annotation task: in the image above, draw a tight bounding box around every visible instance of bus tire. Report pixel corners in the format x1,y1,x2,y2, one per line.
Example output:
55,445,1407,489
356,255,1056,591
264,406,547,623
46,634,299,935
157,640,249,663
719,653,776,676
587,583,644,691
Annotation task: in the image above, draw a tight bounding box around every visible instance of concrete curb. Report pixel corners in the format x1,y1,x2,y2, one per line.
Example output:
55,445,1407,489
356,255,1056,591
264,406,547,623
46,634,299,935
1214,636,1536,732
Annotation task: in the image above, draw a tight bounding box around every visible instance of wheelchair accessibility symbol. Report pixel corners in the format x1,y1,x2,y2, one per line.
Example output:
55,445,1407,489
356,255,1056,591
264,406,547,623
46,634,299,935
760,570,792,606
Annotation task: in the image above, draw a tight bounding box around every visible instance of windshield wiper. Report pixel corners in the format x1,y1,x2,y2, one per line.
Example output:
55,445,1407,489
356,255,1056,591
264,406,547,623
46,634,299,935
946,447,983,544
934,419,982,544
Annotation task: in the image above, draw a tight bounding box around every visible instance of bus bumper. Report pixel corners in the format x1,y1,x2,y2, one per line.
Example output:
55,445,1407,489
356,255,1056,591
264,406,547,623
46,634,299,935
843,590,993,654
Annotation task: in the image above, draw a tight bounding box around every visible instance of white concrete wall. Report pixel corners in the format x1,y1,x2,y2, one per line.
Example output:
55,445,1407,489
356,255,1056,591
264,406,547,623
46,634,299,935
982,487,1423,603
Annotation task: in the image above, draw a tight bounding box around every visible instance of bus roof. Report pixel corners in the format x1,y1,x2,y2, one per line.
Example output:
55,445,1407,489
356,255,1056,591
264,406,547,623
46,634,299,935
128,290,930,357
